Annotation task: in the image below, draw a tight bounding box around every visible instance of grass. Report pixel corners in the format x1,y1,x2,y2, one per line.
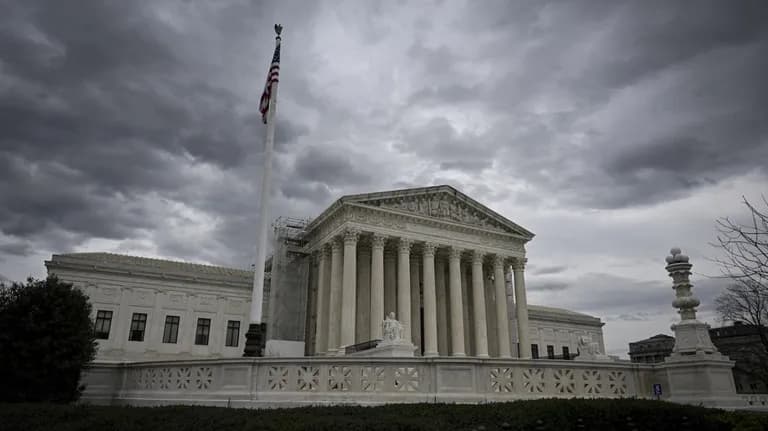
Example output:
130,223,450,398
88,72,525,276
2,398,767,431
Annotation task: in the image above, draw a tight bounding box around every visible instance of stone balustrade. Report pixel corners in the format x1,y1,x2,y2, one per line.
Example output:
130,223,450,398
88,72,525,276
81,357,661,408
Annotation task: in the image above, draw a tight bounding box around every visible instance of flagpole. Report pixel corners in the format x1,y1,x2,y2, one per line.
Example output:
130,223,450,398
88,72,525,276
244,24,282,357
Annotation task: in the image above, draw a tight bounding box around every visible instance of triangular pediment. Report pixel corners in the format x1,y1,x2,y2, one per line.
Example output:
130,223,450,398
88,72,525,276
341,185,534,239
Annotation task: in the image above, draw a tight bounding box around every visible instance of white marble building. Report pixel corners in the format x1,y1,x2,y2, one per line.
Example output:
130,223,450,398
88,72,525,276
46,185,606,361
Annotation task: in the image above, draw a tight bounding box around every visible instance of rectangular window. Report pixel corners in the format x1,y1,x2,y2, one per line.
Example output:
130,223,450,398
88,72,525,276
547,345,555,359
94,310,113,339
225,320,240,347
128,313,147,342
562,346,570,359
531,344,539,359
162,315,180,344
195,318,211,345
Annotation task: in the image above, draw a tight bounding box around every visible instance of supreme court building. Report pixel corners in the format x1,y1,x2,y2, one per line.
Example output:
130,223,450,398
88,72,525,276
47,185,605,361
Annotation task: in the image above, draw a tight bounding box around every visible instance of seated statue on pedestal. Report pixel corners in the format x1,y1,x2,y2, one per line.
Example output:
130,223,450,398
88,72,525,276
577,335,611,361
381,312,406,345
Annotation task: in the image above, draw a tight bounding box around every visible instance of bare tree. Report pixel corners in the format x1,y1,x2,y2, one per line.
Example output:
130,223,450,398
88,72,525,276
713,196,768,389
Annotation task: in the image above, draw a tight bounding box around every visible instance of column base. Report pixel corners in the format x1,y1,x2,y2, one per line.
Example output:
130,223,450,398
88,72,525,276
243,323,266,357
451,353,467,357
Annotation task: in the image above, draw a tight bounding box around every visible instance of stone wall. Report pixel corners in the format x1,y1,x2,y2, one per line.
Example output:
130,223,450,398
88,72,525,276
81,357,662,408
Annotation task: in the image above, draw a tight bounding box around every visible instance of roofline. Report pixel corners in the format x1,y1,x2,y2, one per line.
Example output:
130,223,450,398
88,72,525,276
305,185,535,239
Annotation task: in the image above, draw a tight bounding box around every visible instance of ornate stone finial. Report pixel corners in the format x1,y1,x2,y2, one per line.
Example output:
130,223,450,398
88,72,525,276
665,247,699,321
274,24,283,37
664,247,718,357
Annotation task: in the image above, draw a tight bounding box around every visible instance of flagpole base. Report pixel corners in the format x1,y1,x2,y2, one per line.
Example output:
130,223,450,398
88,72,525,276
243,323,267,357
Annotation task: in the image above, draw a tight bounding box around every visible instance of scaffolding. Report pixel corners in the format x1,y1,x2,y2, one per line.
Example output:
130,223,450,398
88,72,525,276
264,216,311,349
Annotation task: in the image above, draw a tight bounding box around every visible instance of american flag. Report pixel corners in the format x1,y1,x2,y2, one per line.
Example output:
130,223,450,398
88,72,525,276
259,38,281,124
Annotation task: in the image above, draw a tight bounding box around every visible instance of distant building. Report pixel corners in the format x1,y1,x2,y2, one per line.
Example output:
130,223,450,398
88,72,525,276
629,323,768,393
628,334,675,364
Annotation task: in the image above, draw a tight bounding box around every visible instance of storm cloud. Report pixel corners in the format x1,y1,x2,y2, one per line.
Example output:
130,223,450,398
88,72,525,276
1,0,766,355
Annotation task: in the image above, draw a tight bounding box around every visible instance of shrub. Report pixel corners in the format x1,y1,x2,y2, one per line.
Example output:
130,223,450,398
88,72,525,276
0,276,96,403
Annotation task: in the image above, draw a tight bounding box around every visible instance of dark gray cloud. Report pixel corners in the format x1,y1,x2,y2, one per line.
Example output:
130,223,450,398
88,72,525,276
0,0,765,354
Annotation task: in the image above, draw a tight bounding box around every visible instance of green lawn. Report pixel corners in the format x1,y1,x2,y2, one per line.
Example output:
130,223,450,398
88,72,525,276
2,399,766,431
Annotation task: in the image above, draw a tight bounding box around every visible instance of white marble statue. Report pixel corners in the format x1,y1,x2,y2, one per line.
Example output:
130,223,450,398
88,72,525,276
577,335,611,361
381,312,406,345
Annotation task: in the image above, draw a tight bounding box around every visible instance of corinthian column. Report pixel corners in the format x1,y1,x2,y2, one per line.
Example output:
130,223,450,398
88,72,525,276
513,258,531,358
493,255,512,358
370,234,386,341
448,246,465,356
397,238,413,341
422,242,438,356
327,238,343,353
315,245,330,355
471,251,489,357
340,228,359,350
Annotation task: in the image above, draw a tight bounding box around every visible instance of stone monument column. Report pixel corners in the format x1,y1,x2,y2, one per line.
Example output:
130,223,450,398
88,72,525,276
315,246,330,354
327,238,343,354
422,242,438,357
340,228,359,350
435,253,449,355
448,246,466,356
660,247,742,408
471,251,489,357
665,248,717,356
513,258,531,358
493,255,512,358
397,238,413,342
370,234,386,341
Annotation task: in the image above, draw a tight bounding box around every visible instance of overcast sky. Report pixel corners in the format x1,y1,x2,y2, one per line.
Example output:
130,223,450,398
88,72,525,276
1,0,767,356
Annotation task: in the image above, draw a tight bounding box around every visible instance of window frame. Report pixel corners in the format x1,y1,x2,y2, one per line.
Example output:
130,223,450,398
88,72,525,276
562,346,570,359
195,318,211,346
225,320,241,347
547,344,555,359
128,313,147,342
94,310,113,340
531,344,539,359
162,315,180,344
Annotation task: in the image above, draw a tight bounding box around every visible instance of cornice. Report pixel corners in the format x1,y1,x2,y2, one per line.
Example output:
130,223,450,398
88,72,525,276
45,258,253,289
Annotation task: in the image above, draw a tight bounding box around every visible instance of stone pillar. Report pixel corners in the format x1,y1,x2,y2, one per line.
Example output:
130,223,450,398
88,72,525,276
448,246,466,356
384,248,397,317
422,243,438,357
315,246,330,354
397,238,413,342
340,229,359,350
493,255,512,358
435,254,449,355
461,260,472,355
327,238,343,354
356,245,371,343
513,258,531,358
471,251,489,357
370,234,386,341
410,254,421,352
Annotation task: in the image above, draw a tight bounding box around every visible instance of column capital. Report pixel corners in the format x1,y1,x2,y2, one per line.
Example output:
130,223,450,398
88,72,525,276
371,233,388,248
343,228,361,245
512,257,527,271
472,250,485,265
423,242,437,257
493,254,506,269
320,243,332,259
448,246,463,260
331,237,343,253
398,237,413,253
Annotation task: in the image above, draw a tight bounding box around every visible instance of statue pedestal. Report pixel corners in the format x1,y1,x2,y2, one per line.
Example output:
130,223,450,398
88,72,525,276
662,353,744,408
348,341,417,357
671,319,717,356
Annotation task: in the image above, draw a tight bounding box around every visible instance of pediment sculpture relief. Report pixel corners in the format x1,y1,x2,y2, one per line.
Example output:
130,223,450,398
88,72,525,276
365,194,508,233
